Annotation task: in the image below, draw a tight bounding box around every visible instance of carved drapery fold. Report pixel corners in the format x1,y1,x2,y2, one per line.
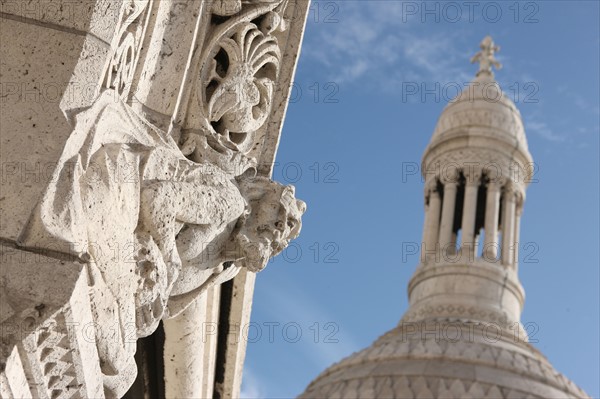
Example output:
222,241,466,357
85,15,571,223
8,88,304,397
1,0,307,397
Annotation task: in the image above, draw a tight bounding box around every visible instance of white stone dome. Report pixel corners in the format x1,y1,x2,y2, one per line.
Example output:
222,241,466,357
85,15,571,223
299,37,589,399
299,322,590,399
425,71,531,165
435,72,526,146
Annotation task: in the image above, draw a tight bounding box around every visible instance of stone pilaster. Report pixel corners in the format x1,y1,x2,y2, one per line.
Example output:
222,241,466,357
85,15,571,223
483,180,502,260
438,180,458,256
502,183,517,266
460,170,481,261
513,192,524,270
422,180,441,263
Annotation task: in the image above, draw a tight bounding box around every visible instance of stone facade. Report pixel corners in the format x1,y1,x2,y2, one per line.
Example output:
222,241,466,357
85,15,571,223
0,1,309,397
299,37,589,399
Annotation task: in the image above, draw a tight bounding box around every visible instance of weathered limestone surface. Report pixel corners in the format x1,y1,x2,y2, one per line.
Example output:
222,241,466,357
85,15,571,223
1,0,309,397
0,0,126,242
0,245,104,399
0,18,92,242
300,37,589,399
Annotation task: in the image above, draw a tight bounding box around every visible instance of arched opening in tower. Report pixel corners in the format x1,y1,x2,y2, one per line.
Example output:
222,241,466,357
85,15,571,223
439,171,494,262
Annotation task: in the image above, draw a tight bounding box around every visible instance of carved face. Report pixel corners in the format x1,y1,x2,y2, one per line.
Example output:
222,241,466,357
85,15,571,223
235,178,306,272
269,186,306,254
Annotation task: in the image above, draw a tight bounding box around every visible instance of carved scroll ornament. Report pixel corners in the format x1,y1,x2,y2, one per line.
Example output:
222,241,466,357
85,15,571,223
101,0,154,100
182,0,289,168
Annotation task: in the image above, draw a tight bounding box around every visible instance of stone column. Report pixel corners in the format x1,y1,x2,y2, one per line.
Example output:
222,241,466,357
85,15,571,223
460,171,481,261
1,0,311,396
501,184,517,266
483,181,501,261
474,232,481,257
421,197,431,250
163,294,209,398
421,181,441,262
513,197,523,270
449,232,457,255
438,181,458,256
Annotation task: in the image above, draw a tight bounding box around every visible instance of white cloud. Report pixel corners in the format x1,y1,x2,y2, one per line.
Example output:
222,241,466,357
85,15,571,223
557,86,600,116
302,2,473,89
526,121,565,142
240,368,265,399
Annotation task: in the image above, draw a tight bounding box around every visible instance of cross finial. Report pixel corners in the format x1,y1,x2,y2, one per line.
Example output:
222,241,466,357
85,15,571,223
470,36,502,76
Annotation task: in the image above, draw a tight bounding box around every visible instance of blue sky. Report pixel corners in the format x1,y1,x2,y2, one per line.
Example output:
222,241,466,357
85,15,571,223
242,1,600,397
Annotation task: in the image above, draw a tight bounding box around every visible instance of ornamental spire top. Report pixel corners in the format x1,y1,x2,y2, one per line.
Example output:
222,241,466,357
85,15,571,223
470,35,502,76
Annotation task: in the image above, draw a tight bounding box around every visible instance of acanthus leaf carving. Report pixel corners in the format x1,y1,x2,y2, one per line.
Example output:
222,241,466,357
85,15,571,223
3,0,305,396
205,23,280,139
181,0,289,166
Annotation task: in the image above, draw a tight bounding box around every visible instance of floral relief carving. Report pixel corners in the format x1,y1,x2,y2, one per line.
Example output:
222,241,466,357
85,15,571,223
1,0,306,397
204,23,280,145
10,89,304,397
101,0,154,99
180,0,289,169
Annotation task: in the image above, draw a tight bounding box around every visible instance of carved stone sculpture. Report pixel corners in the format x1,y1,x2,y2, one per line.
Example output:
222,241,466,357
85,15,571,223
470,35,502,75
1,0,308,396
6,90,305,397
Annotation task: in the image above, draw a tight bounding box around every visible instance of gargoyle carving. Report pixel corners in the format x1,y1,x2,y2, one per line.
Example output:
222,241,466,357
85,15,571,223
16,90,304,397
